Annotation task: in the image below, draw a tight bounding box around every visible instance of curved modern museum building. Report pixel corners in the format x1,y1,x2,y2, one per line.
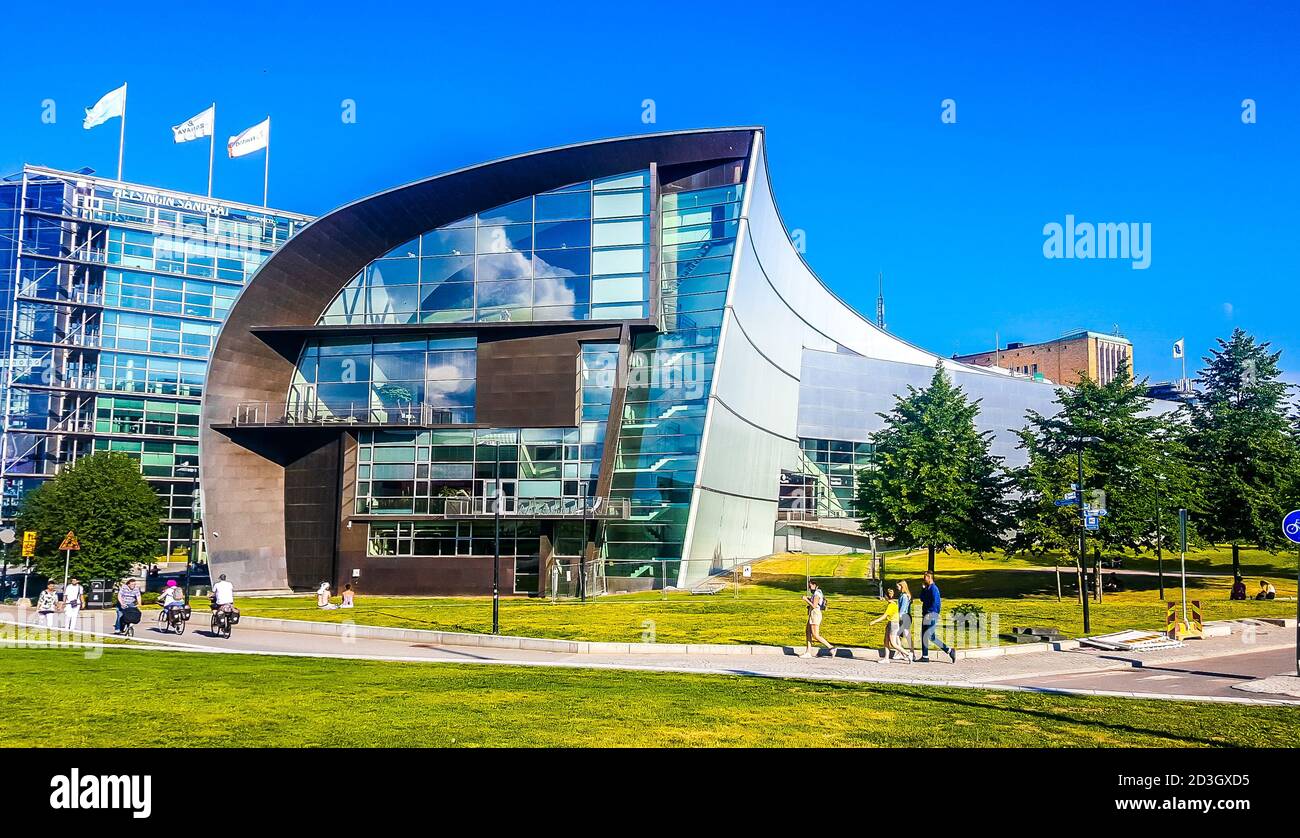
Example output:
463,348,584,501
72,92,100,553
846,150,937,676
201,128,1062,595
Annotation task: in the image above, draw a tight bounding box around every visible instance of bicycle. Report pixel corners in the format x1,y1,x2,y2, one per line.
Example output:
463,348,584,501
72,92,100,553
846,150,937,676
210,604,235,638
164,604,191,635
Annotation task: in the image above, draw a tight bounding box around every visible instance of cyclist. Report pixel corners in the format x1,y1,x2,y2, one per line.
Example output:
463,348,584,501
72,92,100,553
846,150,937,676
160,579,186,626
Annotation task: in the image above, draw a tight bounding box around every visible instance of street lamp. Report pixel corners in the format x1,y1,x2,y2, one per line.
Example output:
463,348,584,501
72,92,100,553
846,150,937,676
579,480,588,604
1074,435,1101,636
491,442,501,636
176,465,199,601
1153,473,1167,600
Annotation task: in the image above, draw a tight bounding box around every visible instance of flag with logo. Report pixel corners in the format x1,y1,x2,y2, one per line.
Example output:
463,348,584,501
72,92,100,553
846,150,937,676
1173,338,1185,359
172,105,215,143
227,117,270,158
83,84,127,129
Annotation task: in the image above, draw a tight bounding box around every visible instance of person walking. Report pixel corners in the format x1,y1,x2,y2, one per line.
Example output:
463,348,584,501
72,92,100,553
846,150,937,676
870,586,913,663
114,578,141,634
37,582,60,629
896,580,914,654
800,580,837,658
62,577,85,631
919,570,957,663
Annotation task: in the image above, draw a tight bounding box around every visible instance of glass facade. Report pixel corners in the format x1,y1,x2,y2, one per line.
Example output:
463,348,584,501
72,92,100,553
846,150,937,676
0,167,311,559
290,334,478,424
320,173,652,326
335,174,745,582
604,181,743,575
780,438,874,519
352,342,617,518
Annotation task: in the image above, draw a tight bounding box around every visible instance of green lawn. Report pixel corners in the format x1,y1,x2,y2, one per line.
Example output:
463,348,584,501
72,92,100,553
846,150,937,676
2,647,1296,747
230,549,1296,648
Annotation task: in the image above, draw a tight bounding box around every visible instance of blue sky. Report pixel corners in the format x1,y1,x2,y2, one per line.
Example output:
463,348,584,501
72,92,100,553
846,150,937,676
2,0,1296,386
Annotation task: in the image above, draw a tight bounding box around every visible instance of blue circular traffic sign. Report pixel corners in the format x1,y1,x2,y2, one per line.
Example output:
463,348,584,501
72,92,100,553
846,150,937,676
1284,510,1300,544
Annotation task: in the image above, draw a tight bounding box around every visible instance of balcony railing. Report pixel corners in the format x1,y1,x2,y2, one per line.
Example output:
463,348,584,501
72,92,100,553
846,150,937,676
231,401,474,427
442,496,630,519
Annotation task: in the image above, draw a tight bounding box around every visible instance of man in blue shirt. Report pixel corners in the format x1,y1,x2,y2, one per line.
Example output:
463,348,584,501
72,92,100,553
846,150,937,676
919,570,957,663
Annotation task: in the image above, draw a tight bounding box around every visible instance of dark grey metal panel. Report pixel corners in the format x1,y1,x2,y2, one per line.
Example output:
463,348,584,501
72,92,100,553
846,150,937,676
201,128,756,591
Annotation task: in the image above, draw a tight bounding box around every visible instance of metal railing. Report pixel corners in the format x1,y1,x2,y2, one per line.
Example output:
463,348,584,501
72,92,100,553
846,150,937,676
232,401,474,427
443,496,630,519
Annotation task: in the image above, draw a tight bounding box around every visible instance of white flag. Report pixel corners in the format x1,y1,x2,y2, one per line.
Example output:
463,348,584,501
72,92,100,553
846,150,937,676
227,117,270,158
1173,338,1185,359
83,84,127,130
172,105,215,143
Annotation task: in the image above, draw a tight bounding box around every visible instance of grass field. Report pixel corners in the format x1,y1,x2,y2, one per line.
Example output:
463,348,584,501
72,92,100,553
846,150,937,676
229,548,1296,648
2,647,1296,748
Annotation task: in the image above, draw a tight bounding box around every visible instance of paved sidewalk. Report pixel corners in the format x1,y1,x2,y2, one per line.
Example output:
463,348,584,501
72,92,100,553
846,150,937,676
2,605,1295,704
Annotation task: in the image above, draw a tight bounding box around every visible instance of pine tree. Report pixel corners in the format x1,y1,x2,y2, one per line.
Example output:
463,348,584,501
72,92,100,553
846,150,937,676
1012,361,1202,560
15,452,164,581
856,365,1012,572
1187,328,1298,575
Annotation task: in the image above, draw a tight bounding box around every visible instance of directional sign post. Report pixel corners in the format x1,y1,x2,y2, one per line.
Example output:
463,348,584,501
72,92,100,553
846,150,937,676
1283,509,1300,676
20,531,37,600
59,530,81,589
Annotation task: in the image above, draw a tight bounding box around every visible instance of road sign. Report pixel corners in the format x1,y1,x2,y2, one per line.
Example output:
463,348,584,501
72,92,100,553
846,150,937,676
1283,510,1300,545
1085,514,1100,531
59,531,80,551
21,531,37,557
1054,497,1078,507
0,528,14,545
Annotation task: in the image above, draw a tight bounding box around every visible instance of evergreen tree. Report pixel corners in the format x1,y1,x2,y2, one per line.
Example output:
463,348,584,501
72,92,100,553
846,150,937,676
1012,362,1202,560
15,452,163,581
857,365,1013,572
1187,328,1298,575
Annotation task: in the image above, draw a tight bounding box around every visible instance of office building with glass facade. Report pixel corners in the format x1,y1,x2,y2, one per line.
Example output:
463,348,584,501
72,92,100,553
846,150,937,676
202,128,1062,595
0,167,311,560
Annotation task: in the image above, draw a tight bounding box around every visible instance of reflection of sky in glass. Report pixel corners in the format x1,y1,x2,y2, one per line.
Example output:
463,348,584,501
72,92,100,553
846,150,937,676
318,172,651,325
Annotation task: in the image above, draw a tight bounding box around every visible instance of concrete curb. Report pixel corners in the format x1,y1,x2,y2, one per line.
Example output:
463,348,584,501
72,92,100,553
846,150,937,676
236,614,1069,659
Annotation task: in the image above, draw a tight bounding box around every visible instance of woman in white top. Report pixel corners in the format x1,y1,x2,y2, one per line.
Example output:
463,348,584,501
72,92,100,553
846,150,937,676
800,580,837,658
62,577,85,631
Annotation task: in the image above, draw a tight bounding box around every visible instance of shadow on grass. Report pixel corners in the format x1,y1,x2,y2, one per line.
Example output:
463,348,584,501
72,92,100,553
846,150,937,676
803,679,1238,747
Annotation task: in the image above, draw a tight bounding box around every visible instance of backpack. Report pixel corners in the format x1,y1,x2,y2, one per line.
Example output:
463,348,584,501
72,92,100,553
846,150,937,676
818,591,827,611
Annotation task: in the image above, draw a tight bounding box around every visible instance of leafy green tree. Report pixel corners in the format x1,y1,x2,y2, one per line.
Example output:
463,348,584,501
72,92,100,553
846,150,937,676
857,364,1013,572
1012,362,1202,560
1187,329,1298,575
15,452,163,581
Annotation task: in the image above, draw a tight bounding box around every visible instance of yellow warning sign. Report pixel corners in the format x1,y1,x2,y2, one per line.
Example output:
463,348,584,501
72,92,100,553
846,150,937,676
21,531,37,557
59,531,81,551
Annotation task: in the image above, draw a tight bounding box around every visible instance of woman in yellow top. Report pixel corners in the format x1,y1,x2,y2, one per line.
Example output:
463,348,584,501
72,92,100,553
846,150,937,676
870,587,913,663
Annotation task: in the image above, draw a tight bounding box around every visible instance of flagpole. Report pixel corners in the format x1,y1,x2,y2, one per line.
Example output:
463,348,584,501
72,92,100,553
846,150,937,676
262,118,270,208
117,83,127,181
207,103,216,198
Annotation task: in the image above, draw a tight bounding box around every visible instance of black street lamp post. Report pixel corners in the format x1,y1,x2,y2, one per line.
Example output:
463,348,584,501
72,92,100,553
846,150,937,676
177,465,199,602
491,443,501,636
1075,436,1100,636
1154,474,1166,600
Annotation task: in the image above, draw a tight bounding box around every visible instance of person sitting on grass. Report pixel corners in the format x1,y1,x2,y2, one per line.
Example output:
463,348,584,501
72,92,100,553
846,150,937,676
1230,576,1247,600
870,586,913,663
341,584,355,608
1255,580,1276,601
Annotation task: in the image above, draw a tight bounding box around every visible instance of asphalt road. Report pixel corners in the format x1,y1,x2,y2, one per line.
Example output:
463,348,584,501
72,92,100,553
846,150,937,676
994,646,1299,699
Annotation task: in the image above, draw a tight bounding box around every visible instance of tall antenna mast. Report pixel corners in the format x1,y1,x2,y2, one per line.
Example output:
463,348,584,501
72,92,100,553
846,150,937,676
876,271,886,330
